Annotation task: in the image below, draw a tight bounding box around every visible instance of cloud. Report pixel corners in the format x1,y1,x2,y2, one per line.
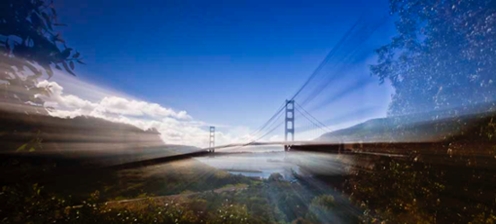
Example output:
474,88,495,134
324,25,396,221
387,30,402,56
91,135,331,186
37,80,190,120
99,96,191,119
36,81,97,111
35,80,251,147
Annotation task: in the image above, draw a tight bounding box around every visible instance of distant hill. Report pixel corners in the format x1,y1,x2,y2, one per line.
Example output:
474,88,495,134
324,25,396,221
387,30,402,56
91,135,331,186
0,106,200,166
317,110,496,144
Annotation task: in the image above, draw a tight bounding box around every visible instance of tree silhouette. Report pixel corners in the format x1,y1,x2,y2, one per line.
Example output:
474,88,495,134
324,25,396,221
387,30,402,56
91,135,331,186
0,0,82,106
371,0,496,116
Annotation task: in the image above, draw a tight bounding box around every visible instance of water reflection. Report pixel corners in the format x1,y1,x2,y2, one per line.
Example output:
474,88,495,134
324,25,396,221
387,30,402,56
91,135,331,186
197,146,357,180
197,151,298,179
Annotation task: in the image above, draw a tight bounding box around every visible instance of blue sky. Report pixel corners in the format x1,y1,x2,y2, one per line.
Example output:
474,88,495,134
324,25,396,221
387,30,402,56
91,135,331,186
50,0,396,145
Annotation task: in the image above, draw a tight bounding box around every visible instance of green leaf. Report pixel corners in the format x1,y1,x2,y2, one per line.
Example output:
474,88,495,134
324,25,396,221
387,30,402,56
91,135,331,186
51,8,57,17
44,65,53,78
5,38,10,53
16,143,28,152
69,61,74,70
52,33,60,42
41,12,52,31
60,48,71,59
62,61,75,76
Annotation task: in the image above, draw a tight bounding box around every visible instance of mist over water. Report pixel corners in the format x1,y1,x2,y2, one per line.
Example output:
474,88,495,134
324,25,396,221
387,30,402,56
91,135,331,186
198,146,355,180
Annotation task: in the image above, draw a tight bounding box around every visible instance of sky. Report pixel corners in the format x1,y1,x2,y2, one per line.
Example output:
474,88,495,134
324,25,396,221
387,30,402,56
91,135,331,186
42,0,396,147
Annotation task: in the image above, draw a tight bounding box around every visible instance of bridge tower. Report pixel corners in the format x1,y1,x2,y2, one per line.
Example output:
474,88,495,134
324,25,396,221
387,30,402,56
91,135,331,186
209,126,215,152
284,100,295,151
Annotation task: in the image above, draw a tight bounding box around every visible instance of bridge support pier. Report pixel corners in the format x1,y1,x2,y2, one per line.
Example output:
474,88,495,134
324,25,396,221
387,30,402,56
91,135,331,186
209,126,215,153
284,100,295,151
284,100,295,150
284,145,292,151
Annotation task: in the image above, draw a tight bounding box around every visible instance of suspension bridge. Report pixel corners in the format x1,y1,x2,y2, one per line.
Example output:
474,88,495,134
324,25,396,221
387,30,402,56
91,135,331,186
205,99,344,153
108,14,436,171
104,14,395,172
199,15,389,154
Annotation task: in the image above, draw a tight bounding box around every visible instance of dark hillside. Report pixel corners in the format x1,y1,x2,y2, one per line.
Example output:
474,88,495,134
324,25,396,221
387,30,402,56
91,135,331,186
318,110,496,144
0,106,199,167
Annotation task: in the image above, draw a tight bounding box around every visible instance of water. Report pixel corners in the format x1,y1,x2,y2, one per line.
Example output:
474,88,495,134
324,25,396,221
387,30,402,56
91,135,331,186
197,151,298,180
197,146,355,180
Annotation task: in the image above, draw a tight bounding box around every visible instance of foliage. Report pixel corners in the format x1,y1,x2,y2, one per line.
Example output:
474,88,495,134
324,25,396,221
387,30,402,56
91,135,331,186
268,172,284,182
0,0,82,105
0,181,263,224
0,183,74,223
14,130,43,152
305,195,336,223
366,1,496,220
310,195,335,211
0,167,364,224
343,156,496,223
371,0,496,116
3,160,496,224
346,160,440,223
